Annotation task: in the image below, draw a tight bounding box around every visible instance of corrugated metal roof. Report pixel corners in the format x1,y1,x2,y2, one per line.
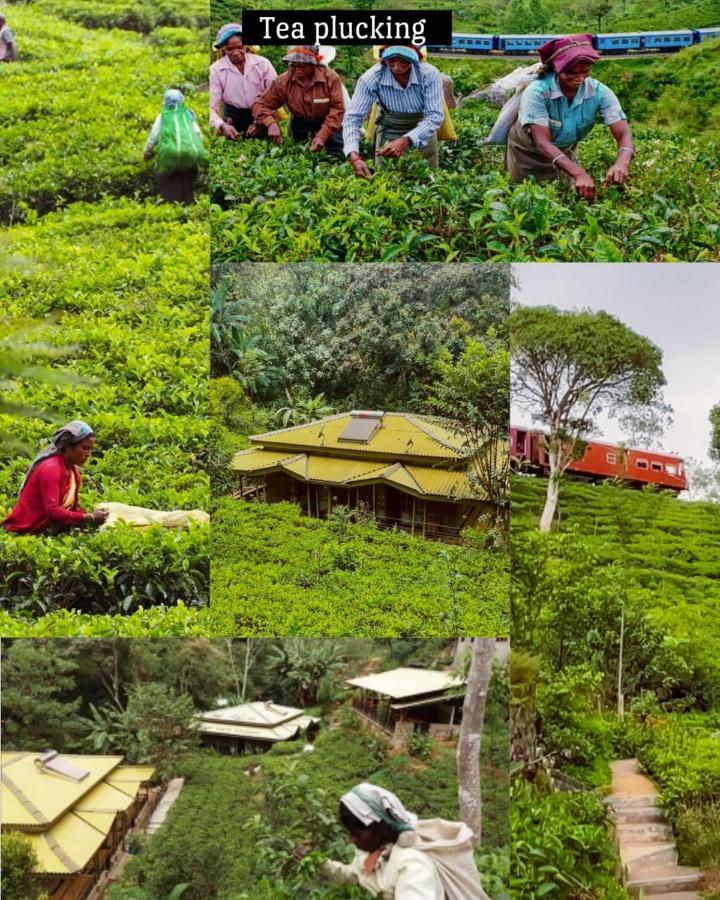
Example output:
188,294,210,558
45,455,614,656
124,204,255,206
230,448,301,472
252,413,466,460
229,449,482,502
200,701,308,727
198,720,304,742
1,753,154,875
1,753,123,827
345,668,465,699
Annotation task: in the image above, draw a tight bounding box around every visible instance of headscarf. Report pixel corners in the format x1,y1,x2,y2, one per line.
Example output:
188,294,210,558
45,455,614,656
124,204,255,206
340,783,418,833
379,45,424,64
538,34,600,74
214,23,243,49
282,45,325,65
19,420,94,494
163,89,184,109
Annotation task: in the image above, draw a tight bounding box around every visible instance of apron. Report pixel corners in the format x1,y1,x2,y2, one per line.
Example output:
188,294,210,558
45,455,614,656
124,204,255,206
505,118,577,184
375,108,439,169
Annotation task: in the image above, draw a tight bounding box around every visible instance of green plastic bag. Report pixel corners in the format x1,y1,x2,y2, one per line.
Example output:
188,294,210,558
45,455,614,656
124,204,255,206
156,105,207,176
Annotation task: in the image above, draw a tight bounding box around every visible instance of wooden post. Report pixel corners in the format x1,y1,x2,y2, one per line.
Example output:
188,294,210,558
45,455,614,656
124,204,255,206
327,487,332,516
411,497,416,535
306,483,311,516
422,501,427,538
372,483,376,516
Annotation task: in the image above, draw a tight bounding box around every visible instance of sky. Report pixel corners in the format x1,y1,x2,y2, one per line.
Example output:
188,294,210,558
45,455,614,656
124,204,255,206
511,264,720,468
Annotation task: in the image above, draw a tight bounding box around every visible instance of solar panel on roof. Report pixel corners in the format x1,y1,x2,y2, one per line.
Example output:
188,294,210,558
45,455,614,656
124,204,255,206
338,412,384,443
34,751,90,783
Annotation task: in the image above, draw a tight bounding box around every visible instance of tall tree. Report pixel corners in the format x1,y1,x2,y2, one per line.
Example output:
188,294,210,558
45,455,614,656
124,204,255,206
511,305,665,532
2,641,83,749
710,402,720,461
457,638,495,846
428,333,510,524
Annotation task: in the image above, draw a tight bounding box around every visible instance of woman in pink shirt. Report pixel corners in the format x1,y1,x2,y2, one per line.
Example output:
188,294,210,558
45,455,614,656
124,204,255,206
209,24,277,140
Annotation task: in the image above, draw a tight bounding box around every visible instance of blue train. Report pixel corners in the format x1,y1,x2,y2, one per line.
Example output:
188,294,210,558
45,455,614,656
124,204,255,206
429,28,720,55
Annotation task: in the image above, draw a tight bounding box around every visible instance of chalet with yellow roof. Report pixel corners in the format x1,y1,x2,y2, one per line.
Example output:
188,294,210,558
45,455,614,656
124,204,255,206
1,750,155,900
231,411,492,539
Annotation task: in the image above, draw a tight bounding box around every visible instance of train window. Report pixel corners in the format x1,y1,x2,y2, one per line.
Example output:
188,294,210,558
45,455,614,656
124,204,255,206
636,459,648,469
666,464,677,476
651,461,663,472
607,452,617,464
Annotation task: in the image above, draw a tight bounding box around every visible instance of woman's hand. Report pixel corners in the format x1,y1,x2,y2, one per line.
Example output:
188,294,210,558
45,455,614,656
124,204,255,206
573,171,596,201
376,136,411,159
267,122,283,145
348,152,372,179
87,509,109,525
605,161,630,187
309,136,325,153
219,121,239,140
292,843,314,864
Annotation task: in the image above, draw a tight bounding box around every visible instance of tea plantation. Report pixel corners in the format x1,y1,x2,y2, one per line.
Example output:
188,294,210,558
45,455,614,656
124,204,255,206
212,43,720,262
1,1,210,632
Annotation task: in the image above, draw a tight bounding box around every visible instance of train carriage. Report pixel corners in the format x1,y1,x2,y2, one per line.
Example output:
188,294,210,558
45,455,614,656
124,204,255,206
694,27,720,43
510,427,687,493
594,32,643,52
641,30,694,49
498,34,555,53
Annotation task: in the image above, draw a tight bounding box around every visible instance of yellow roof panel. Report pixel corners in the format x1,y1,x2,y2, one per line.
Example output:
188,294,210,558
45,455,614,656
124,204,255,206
305,456,386,483
252,413,465,460
74,780,137,813
1,754,123,827
405,466,482,501
74,810,116,833
24,812,108,874
231,448,299,472
106,765,155,784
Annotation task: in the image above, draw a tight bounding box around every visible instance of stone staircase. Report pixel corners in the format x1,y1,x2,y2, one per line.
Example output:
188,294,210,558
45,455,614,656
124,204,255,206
606,759,702,898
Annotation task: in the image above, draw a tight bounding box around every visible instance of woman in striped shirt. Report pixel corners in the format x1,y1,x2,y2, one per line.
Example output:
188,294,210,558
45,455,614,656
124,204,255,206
343,45,444,179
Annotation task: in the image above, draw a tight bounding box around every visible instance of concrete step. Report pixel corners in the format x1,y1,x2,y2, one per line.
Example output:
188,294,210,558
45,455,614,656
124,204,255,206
626,865,703,895
642,893,699,899
607,793,660,810
614,806,667,824
622,843,677,877
616,822,674,842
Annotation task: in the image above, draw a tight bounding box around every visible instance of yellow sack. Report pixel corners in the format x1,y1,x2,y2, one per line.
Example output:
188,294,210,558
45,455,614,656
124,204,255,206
365,100,456,143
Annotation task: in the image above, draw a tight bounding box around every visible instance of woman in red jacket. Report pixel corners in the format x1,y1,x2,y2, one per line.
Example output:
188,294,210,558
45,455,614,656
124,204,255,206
2,420,109,534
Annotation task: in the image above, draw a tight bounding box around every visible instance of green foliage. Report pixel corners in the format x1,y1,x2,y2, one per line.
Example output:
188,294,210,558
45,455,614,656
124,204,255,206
0,603,216,637
211,500,510,636
116,720,508,898
711,401,720,461
1,199,209,621
0,832,47,900
406,730,434,761
35,0,209,31
510,782,628,899
1,639,83,749
0,10,206,222
212,70,720,262
512,477,720,705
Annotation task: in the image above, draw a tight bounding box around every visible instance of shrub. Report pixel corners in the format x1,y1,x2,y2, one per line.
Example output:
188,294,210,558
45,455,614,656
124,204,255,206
0,832,48,900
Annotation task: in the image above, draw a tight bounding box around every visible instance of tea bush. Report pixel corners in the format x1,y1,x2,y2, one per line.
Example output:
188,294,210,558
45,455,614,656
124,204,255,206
511,782,628,899
1,199,209,622
34,0,209,32
211,500,510,637
115,724,509,898
0,604,215,637
0,8,207,222
211,44,720,263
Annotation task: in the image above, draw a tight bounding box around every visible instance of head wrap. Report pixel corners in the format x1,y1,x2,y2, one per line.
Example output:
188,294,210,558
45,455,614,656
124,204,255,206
538,34,600,73
214,23,242,49
282,45,324,65
340,783,418,833
19,421,94,494
379,45,423,64
162,89,184,109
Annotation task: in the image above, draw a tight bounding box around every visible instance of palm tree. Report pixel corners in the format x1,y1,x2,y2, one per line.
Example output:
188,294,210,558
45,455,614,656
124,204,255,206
275,389,335,428
266,639,346,707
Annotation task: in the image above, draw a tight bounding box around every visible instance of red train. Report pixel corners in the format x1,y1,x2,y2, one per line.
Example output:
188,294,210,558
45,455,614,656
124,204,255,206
510,427,687,493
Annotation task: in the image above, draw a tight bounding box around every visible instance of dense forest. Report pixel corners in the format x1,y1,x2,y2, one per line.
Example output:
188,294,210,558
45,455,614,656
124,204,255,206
1,638,511,899
0,2,210,634
210,263,511,636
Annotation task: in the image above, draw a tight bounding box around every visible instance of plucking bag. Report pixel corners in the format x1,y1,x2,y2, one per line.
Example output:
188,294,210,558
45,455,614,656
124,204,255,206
156,105,208,175
485,63,542,145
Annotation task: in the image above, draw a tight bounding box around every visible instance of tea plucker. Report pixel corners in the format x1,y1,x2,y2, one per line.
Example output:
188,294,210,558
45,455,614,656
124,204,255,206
505,34,634,201
297,783,490,899
0,12,17,62
209,23,277,139
2,421,109,535
248,45,345,156
343,45,444,178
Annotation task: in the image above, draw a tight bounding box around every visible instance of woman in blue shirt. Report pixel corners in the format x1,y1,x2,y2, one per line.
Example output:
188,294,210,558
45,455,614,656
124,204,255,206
343,45,444,179
505,34,634,201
